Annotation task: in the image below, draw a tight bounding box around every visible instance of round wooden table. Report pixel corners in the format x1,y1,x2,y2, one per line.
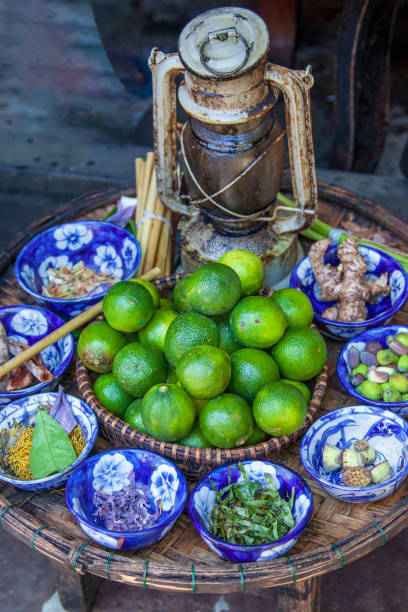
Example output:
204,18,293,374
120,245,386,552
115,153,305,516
1,183,408,612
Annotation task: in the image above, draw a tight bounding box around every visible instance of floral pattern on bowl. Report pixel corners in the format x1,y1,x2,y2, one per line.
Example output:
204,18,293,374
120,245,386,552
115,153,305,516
290,245,408,340
189,460,313,563
0,392,98,491
65,449,188,551
15,221,141,318
337,325,408,415
300,405,408,503
0,305,74,406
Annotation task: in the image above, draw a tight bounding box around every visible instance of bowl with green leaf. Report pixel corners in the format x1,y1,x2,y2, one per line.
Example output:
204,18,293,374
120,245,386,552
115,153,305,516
0,387,98,491
189,460,313,563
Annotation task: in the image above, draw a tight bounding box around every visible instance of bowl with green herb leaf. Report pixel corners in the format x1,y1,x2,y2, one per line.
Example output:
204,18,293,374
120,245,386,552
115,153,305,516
0,387,98,491
189,460,313,563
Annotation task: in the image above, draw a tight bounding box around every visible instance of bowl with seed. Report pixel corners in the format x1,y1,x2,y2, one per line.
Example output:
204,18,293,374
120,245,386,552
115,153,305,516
300,405,408,503
15,221,141,318
337,325,408,415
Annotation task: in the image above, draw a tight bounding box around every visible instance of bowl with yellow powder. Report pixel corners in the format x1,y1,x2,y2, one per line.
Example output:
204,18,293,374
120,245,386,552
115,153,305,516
0,391,98,490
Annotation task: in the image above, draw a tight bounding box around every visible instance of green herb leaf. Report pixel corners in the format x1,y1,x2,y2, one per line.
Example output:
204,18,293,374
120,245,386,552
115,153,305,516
29,409,76,479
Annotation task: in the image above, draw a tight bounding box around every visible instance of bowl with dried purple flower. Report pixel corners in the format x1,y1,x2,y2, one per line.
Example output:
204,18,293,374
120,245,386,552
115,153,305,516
15,221,141,318
65,449,188,551
0,389,98,491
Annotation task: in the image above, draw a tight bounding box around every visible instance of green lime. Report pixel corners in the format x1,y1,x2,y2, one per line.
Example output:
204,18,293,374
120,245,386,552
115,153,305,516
280,379,312,402
138,308,178,353
271,327,327,381
217,317,243,355
113,342,167,397
218,249,264,296
270,289,313,328
185,263,241,316
242,422,268,446
172,276,194,313
103,281,154,332
199,393,253,448
130,278,160,308
230,296,287,349
164,312,219,369
179,422,214,448
78,321,127,373
253,381,307,436
141,383,195,442
93,372,133,416
160,297,173,310
176,345,231,399
228,348,280,403
123,398,147,432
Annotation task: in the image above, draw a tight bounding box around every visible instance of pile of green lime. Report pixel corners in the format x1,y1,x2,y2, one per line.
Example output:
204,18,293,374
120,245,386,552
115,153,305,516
78,250,326,448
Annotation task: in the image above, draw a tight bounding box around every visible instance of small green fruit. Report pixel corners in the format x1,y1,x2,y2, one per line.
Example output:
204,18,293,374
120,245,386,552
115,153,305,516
371,460,392,484
389,373,408,393
398,355,408,372
395,332,408,348
377,349,399,366
352,363,368,377
383,388,402,402
356,380,382,400
402,393,408,401
381,382,392,393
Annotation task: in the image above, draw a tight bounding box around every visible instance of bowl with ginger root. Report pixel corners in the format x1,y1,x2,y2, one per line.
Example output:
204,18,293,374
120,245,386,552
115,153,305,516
290,239,408,340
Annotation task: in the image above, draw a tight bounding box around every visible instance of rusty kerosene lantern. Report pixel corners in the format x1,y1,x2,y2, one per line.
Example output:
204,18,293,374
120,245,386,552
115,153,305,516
149,6,317,287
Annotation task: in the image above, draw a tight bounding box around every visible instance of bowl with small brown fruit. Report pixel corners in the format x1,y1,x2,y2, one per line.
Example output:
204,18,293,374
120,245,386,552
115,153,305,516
300,405,408,503
337,325,408,415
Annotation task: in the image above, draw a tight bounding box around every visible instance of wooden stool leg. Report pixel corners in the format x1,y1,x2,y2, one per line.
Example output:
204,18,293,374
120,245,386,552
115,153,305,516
275,576,321,612
52,561,103,612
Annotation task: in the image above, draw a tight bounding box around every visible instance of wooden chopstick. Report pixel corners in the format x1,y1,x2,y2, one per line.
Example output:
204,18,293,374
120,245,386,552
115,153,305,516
0,267,161,380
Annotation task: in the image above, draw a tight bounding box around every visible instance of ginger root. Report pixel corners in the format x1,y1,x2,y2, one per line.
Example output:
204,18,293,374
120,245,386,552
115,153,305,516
308,237,391,322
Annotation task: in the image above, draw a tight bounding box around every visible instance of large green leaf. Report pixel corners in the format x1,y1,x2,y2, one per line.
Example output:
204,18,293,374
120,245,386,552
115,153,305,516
29,409,76,479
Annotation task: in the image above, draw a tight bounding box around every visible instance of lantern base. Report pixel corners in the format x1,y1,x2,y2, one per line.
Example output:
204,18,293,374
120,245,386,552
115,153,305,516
177,213,303,289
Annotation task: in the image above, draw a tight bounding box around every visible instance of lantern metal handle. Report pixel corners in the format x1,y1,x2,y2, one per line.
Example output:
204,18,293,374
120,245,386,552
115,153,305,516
149,48,191,216
265,63,317,233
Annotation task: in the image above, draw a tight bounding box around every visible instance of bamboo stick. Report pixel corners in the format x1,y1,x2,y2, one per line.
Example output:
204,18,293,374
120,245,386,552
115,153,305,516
139,172,158,274
144,196,165,273
136,153,155,237
0,267,161,380
135,158,145,225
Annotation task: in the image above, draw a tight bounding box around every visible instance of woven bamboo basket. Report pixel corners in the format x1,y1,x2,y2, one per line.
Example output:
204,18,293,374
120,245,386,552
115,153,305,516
1,180,408,592
76,275,328,478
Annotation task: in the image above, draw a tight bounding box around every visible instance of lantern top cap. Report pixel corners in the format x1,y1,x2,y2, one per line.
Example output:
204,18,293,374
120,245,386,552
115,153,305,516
178,7,269,79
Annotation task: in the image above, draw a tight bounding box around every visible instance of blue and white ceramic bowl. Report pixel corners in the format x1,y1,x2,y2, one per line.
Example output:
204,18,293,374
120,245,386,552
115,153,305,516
0,392,98,491
189,460,313,563
337,325,408,415
15,221,141,318
300,405,408,503
290,245,408,340
65,449,188,551
0,305,74,406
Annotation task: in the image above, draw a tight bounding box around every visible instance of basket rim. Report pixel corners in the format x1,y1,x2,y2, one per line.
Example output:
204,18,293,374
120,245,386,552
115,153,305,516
76,273,329,467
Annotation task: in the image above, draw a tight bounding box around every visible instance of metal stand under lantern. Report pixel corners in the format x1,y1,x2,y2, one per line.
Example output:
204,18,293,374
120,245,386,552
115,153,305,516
149,6,318,288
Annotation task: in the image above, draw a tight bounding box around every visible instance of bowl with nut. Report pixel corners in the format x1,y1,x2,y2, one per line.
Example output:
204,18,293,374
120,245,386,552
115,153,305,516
337,325,408,415
300,405,408,503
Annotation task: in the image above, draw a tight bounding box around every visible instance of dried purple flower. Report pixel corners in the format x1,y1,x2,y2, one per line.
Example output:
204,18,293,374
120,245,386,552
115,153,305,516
93,472,161,532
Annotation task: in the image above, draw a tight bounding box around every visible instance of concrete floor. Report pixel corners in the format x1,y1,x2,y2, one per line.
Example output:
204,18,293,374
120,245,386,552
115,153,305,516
1,1,408,611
